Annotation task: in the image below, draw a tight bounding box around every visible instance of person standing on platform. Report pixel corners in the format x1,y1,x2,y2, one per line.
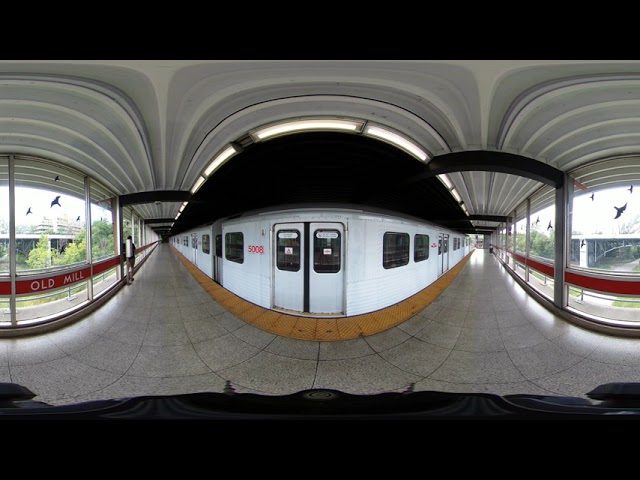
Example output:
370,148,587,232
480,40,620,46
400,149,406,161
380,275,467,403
124,235,136,285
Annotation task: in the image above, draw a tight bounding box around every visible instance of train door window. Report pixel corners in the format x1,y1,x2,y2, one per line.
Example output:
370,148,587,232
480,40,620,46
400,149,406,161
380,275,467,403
202,234,210,254
225,232,244,264
276,230,301,272
383,232,410,269
314,230,341,273
438,239,442,254
443,237,448,253
183,236,188,246
414,234,429,262
216,235,222,257
192,234,198,249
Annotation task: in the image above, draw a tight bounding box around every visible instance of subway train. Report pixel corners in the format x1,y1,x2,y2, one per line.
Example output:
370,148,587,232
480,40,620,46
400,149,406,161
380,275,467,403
170,204,474,317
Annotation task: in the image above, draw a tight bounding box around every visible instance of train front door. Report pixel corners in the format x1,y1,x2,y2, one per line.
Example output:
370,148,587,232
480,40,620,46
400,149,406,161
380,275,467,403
191,233,198,264
442,234,449,274
213,234,222,284
437,233,450,276
273,222,344,315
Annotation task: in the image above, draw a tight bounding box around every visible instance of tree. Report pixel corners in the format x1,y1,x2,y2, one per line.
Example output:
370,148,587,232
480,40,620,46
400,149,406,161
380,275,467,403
619,214,640,234
63,236,87,264
26,234,60,269
529,229,555,259
91,220,115,259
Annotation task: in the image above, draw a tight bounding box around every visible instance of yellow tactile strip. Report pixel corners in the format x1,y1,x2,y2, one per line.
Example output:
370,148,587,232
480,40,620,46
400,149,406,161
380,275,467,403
172,246,473,341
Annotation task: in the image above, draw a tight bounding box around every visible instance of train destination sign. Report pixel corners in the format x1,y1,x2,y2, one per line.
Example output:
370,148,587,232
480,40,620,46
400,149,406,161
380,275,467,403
316,231,338,239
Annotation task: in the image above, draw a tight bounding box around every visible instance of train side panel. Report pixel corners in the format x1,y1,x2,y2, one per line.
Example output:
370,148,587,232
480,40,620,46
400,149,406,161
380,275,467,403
221,218,272,309
345,215,440,316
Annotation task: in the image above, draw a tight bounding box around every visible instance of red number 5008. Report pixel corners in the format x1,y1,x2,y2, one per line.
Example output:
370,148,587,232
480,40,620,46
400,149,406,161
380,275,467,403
248,245,264,254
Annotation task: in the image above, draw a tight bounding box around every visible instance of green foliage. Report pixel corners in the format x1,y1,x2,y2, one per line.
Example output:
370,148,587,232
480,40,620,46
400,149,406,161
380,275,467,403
529,229,555,259
91,220,115,259
21,220,115,270
515,232,527,252
64,237,87,264
612,298,640,308
26,234,60,269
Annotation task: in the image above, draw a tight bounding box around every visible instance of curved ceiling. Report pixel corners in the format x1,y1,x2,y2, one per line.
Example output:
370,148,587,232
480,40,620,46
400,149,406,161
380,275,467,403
1,60,640,236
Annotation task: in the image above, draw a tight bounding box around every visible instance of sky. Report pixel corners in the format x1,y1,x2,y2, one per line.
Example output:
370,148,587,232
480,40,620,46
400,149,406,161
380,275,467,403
0,187,111,227
571,185,638,235
507,185,638,237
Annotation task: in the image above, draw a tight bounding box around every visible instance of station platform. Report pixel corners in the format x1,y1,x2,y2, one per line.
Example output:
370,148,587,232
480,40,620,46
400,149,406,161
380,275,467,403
1,243,639,406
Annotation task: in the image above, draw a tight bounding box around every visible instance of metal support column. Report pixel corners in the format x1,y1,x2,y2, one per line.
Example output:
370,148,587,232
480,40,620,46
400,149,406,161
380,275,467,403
84,176,93,301
525,198,530,282
8,155,16,325
553,173,568,308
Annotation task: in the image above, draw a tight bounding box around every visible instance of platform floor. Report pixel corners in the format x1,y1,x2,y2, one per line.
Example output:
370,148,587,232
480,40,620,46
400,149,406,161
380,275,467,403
2,243,639,406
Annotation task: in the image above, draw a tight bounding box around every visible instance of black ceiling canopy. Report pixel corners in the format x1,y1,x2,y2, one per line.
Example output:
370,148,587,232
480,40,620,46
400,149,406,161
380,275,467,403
172,132,472,235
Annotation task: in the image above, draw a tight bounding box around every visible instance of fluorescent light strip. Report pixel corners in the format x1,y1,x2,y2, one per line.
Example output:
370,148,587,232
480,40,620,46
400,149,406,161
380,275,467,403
437,174,453,189
175,211,181,220
450,188,461,202
364,125,429,161
190,176,205,194
204,146,238,176
254,119,361,141
179,204,185,212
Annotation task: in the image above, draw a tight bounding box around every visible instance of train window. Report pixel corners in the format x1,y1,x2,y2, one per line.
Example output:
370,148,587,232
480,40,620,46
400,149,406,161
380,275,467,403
192,234,198,249
383,232,410,269
314,229,341,273
438,239,442,254
414,234,429,262
277,230,301,272
225,232,244,264
443,237,448,253
216,235,222,257
202,234,210,254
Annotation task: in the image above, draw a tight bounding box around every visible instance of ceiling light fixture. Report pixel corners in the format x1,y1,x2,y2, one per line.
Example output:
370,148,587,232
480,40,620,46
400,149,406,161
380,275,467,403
190,176,205,194
363,125,429,162
252,119,363,142
437,174,453,189
204,145,238,176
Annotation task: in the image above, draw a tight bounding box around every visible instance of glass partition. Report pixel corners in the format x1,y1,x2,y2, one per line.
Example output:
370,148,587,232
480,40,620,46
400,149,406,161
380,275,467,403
529,185,555,262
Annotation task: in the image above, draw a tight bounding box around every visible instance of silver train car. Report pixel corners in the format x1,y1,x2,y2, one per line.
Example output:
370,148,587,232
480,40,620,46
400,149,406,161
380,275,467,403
170,204,473,317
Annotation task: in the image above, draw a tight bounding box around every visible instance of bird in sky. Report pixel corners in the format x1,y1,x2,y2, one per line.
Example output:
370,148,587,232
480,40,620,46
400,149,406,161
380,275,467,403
629,185,634,194
51,195,61,208
547,221,552,230
54,175,59,181
614,203,627,219
76,216,81,221
535,216,540,224
26,207,32,215
581,239,585,248
590,193,594,201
